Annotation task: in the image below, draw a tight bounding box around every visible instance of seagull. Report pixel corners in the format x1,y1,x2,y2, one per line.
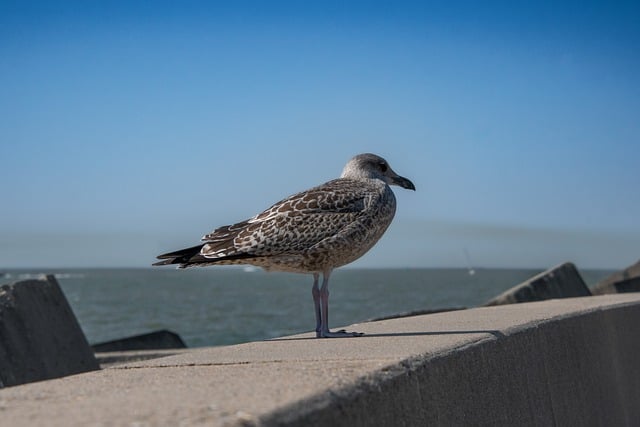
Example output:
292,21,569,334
154,153,415,338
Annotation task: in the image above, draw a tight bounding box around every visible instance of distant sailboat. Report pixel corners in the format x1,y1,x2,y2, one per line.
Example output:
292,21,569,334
463,248,476,276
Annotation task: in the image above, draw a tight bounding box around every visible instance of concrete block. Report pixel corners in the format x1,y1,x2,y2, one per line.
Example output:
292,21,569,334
92,329,187,352
592,259,640,295
484,262,591,306
593,277,640,295
0,275,99,387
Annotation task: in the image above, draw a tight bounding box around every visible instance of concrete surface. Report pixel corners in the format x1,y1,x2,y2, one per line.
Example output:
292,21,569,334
95,349,192,368
0,275,99,388
0,294,639,426
592,258,640,295
485,262,591,306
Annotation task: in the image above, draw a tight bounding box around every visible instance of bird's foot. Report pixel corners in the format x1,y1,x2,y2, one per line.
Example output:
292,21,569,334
317,329,364,338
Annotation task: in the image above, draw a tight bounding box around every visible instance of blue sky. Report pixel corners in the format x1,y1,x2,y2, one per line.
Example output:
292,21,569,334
1,1,639,269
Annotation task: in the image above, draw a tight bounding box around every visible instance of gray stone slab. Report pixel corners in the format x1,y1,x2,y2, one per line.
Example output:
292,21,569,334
484,261,591,306
592,258,640,295
0,294,638,426
0,275,99,387
92,329,187,352
606,277,640,293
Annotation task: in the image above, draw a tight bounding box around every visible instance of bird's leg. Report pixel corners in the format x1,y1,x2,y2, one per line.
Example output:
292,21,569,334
317,270,363,338
312,273,322,337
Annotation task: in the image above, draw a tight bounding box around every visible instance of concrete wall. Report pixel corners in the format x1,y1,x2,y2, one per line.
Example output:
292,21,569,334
271,299,640,427
0,275,99,387
0,294,638,426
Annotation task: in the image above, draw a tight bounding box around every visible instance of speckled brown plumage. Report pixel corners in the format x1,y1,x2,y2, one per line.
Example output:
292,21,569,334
154,153,415,338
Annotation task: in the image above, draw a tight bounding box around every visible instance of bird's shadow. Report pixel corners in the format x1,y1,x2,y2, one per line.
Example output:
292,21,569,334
268,329,505,342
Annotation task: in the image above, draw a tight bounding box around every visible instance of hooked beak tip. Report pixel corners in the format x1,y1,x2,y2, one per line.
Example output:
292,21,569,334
394,176,416,191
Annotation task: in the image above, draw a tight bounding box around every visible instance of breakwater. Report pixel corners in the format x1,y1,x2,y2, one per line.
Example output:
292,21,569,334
0,293,638,426
1,260,639,425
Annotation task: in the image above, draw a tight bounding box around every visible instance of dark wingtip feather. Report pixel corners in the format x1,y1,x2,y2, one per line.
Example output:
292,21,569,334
153,244,204,267
153,244,260,268
156,244,204,260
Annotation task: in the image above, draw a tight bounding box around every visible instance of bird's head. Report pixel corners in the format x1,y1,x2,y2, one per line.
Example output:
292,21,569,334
341,153,416,191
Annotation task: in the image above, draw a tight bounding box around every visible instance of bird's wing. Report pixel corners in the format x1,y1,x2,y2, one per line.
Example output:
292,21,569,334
199,179,378,259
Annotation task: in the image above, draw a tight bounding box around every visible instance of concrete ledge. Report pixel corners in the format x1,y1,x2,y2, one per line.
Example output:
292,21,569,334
0,294,639,426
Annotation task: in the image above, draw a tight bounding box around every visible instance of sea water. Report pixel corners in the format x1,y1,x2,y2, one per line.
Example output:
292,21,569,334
1,268,612,347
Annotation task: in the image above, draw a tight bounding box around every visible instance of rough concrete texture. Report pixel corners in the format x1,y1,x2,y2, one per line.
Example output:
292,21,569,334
0,294,639,426
95,349,192,368
0,275,99,388
92,329,187,352
592,258,640,295
484,262,591,306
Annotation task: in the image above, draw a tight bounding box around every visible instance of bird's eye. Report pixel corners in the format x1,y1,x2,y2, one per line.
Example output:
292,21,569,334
379,162,388,172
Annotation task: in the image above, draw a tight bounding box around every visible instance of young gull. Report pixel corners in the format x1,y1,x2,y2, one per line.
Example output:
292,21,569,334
154,153,416,338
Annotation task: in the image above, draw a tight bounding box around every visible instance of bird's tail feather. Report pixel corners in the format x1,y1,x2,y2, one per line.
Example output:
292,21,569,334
153,244,204,266
153,244,258,268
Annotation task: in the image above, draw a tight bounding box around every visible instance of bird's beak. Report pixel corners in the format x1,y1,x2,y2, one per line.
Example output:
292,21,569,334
392,175,416,191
